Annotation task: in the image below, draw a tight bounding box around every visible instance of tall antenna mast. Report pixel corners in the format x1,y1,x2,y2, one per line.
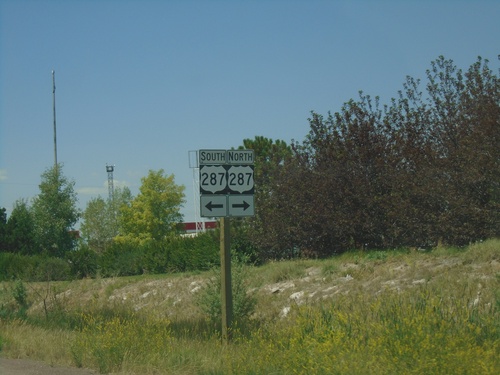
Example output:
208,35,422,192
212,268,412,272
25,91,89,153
52,70,58,168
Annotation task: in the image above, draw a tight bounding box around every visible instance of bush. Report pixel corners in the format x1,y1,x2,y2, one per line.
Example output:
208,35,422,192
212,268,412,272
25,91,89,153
98,242,144,277
196,253,256,327
34,256,71,281
0,253,70,281
0,252,34,281
66,245,98,278
142,233,219,274
0,279,31,320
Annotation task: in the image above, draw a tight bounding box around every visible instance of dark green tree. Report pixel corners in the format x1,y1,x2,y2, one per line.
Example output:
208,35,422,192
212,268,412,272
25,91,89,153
31,164,80,257
0,207,7,251
5,200,37,254
236,137,294,260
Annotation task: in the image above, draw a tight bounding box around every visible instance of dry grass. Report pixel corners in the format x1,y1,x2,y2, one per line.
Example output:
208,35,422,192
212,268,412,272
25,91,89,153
1,239,499,374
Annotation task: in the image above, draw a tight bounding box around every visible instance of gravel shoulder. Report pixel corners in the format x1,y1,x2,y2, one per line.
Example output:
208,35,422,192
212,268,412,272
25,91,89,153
0,357,96,375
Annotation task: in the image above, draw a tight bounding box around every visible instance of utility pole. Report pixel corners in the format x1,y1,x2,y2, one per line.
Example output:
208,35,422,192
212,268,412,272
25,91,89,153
52,70,58,169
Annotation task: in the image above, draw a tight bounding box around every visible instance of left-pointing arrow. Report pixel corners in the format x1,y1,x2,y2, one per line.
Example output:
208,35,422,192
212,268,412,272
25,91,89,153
206,201,224,211
231,201,250,211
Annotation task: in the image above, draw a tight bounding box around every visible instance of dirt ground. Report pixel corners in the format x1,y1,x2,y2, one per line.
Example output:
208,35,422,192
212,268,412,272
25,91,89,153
0,357,96,375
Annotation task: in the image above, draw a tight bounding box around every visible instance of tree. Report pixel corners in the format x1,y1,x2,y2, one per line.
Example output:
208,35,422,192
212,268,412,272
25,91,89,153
277,56,500,254
423,56,500,244
31,164,80,257
0,207,7,251
80,186,132,253
117,169,185,244
5,200,37,254
236,136,294,259
81,196,112,254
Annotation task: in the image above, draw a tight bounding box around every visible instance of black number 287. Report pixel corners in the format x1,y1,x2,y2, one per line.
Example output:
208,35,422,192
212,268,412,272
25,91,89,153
229,172,252,186
201,172,225,186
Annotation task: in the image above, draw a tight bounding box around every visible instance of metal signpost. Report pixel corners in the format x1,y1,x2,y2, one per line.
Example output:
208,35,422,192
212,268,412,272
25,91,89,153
199,149,255,342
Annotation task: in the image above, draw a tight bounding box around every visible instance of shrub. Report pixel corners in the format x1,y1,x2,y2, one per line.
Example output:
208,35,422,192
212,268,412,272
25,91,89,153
142,233,219,274
0,252,34,280
196,254,256,327
34,256,71,281
0,253,70,281
0,279,31,320
98,242,144,277
66,245,98,278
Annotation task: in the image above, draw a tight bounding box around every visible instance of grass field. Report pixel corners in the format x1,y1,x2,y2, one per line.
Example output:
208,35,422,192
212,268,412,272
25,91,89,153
1,240,499,374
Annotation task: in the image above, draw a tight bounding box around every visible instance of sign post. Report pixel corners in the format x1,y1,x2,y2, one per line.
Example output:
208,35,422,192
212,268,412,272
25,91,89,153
198,149,255,343
220,216,232,342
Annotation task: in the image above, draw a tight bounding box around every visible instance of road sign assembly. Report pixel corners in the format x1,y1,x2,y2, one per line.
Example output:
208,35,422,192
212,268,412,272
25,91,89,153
199,149,255,217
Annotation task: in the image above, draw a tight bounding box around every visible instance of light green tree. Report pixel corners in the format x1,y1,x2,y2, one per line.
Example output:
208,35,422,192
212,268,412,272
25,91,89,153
81,197,112,254
117,170,185,244
81,186,132,253
31,164,80,257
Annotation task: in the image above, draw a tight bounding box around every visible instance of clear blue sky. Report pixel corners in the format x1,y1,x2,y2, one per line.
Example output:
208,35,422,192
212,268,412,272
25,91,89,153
1,0,499,225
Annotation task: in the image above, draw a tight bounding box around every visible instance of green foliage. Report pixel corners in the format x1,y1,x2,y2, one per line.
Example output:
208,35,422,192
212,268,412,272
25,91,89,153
0,253,70,281
98,233,219,277
0,252,32,281
0,232,218,281
118,169,185,244
0,207,7,251
80,197,114,254
196,254,256,326
236,137,295,261
98,242,144,277
71,313,172,374
66,245,99,278
12,280,29,318
31,164,80,257
80,187,133,254
35,256,71,281
4,200,37,255
228,287,500,374
0,279,30,320
142,233,219,274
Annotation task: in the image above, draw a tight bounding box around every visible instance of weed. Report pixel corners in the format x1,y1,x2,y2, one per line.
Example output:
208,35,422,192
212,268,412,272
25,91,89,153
267,260,308,283
321,262,337,277
0,280,31,320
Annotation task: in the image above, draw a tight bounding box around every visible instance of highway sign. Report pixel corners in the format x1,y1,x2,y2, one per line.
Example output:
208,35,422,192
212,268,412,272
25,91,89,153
199,149,227,165
200,165,227,194
199,149,255,217
228,195,254,217
227,165,254,194
201,195,227,217
227,150,254,164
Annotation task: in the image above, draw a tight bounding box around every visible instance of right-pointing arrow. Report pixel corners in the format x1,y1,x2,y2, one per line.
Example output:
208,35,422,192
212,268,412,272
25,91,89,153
206,201,224,211
232,200,250,211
